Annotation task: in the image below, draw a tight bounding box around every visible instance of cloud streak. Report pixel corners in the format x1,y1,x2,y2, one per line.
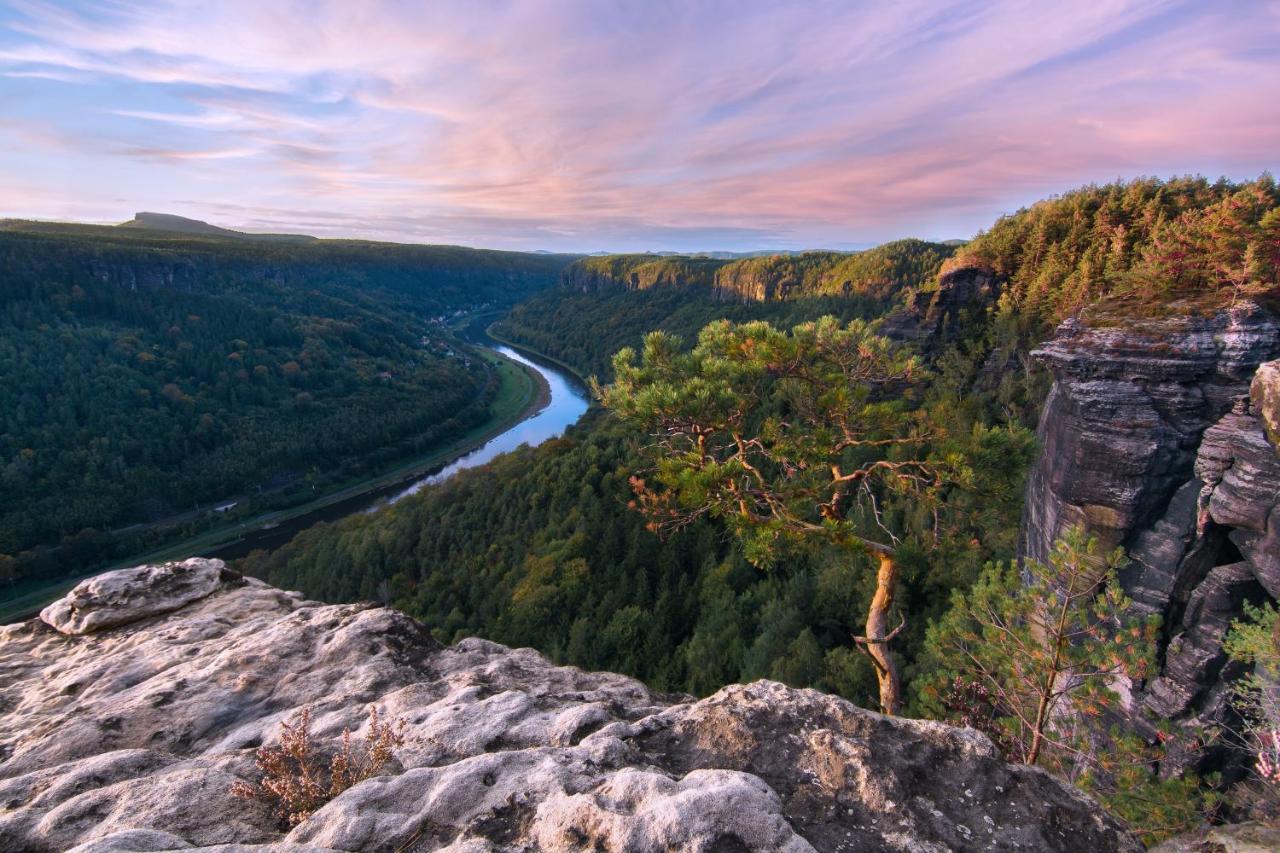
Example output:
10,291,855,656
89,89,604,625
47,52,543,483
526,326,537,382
0,0,1277,251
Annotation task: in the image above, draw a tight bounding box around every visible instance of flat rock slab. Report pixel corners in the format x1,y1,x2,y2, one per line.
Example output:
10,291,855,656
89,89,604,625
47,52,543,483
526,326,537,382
2,561,1139,852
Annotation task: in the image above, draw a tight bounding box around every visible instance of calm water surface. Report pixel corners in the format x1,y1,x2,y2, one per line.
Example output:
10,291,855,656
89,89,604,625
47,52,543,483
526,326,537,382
373,343,589,507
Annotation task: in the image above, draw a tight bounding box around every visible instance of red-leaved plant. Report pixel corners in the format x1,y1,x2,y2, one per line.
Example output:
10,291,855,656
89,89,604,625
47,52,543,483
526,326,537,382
232,706,406,827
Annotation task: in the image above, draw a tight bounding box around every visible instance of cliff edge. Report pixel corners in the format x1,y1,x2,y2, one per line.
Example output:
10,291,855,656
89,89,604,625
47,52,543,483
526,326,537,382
1019,298,1280,775
0,560,1136,852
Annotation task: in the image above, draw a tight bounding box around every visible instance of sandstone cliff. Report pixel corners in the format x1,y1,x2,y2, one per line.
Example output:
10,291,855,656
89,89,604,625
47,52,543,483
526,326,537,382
0,560,1137,852
1019,299,1280,773
879,265,1000,349
559,241,953,305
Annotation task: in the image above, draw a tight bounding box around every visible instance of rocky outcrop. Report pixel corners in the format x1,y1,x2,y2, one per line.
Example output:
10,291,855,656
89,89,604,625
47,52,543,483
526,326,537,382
1151,821,1280,852
39,558,224,635
881,265,1000,349
1254,360,1280,450
561,259,720,294
0,561,1138,852
1019,301,1280,772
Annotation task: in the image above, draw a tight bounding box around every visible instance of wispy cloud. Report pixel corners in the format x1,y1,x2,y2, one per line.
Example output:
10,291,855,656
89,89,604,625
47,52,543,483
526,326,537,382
0,0,1276,251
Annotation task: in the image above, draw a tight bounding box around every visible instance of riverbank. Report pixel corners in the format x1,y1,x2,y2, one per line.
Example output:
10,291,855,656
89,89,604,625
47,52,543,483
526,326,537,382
486,323,591,387
0,342,548,624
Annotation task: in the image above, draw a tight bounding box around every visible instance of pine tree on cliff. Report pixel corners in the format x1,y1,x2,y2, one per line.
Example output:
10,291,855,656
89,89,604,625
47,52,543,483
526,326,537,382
914,528,1214,842
598,316,960,715
919,527,1158,764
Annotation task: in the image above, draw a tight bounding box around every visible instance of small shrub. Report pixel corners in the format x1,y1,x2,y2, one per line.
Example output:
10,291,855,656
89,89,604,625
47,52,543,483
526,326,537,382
1224,601,1280,821
232,706,406,827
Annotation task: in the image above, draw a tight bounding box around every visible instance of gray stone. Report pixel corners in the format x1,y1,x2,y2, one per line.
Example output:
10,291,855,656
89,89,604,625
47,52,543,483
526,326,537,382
39,558,224,635
1251,359,1280,450
1151,821,1280,852
1,562,1139,852
64,828,193,852
1018,300,1280,774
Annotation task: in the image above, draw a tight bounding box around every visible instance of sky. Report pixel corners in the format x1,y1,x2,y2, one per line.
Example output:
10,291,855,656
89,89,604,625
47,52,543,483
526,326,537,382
0,1,1277,253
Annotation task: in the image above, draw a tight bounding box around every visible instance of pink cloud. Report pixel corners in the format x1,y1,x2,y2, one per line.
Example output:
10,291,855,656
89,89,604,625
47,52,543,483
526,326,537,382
0,0,1276,250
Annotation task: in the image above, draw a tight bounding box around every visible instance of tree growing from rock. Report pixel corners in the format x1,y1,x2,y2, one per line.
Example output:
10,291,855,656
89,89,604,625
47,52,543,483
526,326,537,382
916,528,1217,842
920,527,1158,764
598,316,955,714
1225,600,1280,818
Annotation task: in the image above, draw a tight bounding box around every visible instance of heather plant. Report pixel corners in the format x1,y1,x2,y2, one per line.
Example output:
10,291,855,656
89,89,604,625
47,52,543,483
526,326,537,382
232,706,406,827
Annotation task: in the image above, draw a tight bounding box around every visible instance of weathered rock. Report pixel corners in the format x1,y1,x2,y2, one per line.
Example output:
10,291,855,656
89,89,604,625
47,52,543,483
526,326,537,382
881,264,1000,349
1,563,1139,852
1021,301,1279,565
39,558,224,635
1018,299,1280,774
1143,561,1259,719
1252,359,1280,451
1150,821,1280,853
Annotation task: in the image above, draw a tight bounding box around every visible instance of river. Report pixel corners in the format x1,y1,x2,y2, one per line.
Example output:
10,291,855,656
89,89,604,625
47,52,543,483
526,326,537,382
205,333,589,559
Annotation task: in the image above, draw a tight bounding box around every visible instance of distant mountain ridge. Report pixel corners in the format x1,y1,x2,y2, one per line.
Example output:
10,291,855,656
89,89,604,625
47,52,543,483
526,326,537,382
117,211,318,243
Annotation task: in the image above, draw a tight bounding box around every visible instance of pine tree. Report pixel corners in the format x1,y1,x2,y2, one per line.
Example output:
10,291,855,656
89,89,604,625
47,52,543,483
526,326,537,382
598,316,960,714
919,527,1157,764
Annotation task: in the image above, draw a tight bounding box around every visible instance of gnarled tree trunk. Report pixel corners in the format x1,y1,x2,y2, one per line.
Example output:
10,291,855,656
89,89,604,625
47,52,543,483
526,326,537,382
858,549,902,716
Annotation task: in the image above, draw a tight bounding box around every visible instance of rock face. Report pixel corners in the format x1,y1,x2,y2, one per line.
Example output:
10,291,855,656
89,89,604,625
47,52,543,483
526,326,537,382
881,265,1000,349
561,259,720,295
1019,301,1280,770
0,561,1137,852
1254,359,1280,450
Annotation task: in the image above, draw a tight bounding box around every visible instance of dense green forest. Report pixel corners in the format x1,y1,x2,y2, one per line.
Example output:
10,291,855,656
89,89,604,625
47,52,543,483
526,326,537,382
242,402,1034,704
0,223,574,586
566,238,955,298
244,175,1280,713
952,174,1280,318
496,237,956,380
494,288,894,380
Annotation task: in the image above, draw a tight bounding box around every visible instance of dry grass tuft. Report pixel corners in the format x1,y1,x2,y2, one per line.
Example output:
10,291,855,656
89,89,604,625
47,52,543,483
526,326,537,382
232,705,406,827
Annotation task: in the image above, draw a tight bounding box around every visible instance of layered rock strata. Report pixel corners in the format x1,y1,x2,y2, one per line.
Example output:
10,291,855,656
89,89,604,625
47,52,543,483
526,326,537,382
1019,299,1280,770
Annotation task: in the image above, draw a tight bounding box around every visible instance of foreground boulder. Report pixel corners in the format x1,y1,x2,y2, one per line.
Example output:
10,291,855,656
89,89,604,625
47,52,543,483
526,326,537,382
1,562,1138,851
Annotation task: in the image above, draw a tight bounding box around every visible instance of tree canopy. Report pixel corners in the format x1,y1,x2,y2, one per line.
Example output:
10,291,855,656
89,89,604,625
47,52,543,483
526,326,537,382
600,317,965,712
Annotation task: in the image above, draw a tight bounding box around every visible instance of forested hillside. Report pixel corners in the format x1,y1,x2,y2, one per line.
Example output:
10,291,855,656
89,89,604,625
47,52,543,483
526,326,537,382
0,223,574,587
246,175,1280,710
561,238,954,301
497,238,955,379
494,289,890,380
951,174,1280,319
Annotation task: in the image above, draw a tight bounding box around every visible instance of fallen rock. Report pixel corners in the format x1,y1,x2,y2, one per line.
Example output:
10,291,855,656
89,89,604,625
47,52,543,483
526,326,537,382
39,558,223,636
1,561,1139,851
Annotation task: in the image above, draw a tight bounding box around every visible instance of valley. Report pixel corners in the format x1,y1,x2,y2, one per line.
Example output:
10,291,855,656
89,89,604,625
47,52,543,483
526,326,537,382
4,176,1280,849
4,4,1278,848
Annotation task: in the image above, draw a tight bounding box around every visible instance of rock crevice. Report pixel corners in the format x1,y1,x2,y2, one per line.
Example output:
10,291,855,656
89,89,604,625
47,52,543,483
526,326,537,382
1019,300,1280,771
